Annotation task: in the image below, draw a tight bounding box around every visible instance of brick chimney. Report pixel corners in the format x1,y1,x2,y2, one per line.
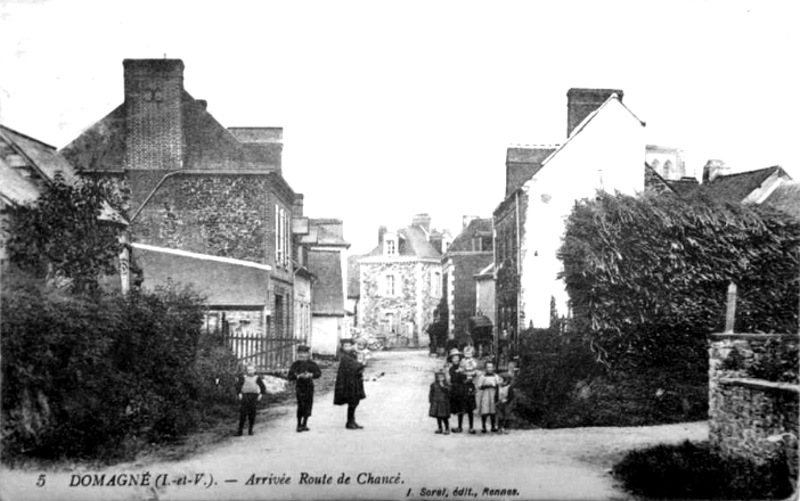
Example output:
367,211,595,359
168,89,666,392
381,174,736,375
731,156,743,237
123,59,185,171
567,88,624,138
412,213,431,233
378,225,387,244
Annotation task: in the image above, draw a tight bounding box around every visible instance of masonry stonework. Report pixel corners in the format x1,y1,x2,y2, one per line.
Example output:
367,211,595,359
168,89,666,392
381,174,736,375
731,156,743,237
709,333,799,468
360,260,439,345
133,174,269,263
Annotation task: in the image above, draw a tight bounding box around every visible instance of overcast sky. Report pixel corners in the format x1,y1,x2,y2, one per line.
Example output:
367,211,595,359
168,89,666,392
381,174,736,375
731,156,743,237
1,0,797,254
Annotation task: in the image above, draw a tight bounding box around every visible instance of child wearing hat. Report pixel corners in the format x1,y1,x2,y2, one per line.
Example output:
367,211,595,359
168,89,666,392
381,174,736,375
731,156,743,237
447,348,477,434
429,370,451,434
288,345,322,432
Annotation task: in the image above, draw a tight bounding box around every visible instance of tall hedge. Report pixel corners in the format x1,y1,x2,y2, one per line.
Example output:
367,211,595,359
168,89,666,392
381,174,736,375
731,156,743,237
1,274,212,460
559,190,800,367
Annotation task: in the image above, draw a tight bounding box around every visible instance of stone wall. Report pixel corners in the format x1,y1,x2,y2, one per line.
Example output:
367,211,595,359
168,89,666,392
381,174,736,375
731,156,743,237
709,333,799,466
133,174,270,263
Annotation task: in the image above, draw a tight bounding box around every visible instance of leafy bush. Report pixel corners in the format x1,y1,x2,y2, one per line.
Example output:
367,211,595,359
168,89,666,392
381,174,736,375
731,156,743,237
613,440,794,499
1,272,208,460
559,191,800,368
748,338,800,384
514,324,707,427
513,326,601,426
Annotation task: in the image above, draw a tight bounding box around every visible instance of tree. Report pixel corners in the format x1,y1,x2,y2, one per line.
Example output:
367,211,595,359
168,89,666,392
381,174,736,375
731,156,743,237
2,174,126,295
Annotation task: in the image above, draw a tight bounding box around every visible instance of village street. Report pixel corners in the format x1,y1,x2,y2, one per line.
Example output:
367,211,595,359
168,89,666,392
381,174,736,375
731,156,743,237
1,350,707,501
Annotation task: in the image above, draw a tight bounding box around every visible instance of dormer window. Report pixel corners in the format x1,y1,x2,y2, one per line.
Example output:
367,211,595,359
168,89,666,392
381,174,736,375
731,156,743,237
384,232,398,256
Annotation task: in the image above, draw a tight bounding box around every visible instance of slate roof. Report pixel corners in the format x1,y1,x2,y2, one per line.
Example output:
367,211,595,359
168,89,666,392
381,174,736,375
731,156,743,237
763,181,800,219
61,91,282,173
364,223,443,259
0,124,79,205
447,218,493,253
347,254,362,298
666,177,700,197
505,146,559,198
132,243,271,306
308,249,345,315
299,219,350,247
700,166,785,203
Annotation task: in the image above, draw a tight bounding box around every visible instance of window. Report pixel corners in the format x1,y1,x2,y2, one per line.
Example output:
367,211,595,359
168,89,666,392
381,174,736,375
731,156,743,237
384,312,395,334
664,160,673,179
472,237,482,252
432,271,441,296
275,205,291,267
385,274,396,296
386,239,396,256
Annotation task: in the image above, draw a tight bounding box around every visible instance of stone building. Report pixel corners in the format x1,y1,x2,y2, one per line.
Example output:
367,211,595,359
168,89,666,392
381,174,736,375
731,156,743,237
494,88,646,343
442,216,494,350
60,59,301,368
358,214,448,347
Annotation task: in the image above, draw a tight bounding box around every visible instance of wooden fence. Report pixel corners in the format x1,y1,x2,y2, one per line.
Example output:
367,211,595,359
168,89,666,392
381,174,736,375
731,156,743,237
222,329,300,372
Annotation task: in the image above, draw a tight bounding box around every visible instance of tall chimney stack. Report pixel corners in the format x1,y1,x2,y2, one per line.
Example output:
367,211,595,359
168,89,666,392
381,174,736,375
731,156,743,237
567,88,624,138
412,213,431,233
123,59,186,171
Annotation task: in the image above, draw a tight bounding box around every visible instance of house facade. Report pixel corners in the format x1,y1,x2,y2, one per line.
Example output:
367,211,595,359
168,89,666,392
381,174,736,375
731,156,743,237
442,216,494,346
60,59,302,369
494,88,646,342
295,217,351,356
358,214,447,347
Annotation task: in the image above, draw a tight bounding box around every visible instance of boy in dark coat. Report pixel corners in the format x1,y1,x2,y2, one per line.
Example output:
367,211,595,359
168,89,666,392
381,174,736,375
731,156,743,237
334,338,366,429
235,364,267,436
287,345,322,432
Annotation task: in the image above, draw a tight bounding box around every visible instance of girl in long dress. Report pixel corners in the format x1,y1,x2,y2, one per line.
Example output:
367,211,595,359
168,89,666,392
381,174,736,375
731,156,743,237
429,371,451,434
474,361,503,433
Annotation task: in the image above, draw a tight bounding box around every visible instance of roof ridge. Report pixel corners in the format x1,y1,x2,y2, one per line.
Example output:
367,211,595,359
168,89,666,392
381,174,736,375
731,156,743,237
0,123,58,150
717,165,781,179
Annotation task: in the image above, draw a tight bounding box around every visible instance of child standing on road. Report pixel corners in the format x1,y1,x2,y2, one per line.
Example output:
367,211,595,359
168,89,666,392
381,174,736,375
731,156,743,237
429,371,451,435
287,345,322,432
235,364,267,436
496,373,515,434
475,361,502,433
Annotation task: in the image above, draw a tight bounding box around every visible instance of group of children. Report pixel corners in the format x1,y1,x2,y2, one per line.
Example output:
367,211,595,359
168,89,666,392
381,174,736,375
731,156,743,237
428,345,515,435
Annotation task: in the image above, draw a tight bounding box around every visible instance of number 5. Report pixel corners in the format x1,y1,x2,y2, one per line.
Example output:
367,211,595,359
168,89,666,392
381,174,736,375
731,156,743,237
36,474,46,487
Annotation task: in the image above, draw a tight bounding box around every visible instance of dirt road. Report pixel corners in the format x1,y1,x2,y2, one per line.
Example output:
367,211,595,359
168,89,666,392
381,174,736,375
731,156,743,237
1,350,706,501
